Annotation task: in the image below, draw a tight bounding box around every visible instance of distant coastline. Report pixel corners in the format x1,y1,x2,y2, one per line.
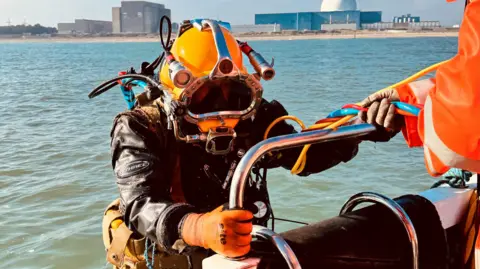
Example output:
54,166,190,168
0,30,459,43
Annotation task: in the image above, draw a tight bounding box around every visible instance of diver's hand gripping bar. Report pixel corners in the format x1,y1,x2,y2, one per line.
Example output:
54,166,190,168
227,124,376,269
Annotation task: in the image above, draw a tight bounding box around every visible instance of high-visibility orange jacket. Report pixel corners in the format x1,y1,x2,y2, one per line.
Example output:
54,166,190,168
395,0,480,177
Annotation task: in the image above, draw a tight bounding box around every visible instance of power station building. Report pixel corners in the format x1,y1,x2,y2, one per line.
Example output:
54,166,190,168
57,19,113,34
393,14,420,23
112,1,171,33
255,0,381,31
362,14,439,30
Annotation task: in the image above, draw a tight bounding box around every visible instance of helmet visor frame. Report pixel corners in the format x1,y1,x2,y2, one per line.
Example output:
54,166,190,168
179,74,263,124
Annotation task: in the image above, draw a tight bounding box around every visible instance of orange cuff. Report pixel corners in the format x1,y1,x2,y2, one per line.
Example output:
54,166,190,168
397,84,423,147
401,118,423,148
181,213,205,247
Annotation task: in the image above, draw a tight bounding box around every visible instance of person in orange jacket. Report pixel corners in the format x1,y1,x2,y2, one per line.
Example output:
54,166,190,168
359,0,480,177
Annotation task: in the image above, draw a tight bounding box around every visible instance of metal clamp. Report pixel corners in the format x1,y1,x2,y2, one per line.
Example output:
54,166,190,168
339,192,419,269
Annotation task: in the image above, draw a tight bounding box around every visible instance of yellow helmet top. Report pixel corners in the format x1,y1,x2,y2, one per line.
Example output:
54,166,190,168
160,25,248,99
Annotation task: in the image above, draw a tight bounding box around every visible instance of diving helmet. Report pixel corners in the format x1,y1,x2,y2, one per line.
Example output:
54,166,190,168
158,19,275,155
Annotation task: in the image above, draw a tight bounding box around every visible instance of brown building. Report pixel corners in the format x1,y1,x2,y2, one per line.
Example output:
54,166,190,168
112,1,171,33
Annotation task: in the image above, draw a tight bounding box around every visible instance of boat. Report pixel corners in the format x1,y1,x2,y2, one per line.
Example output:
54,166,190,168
200,124,478,269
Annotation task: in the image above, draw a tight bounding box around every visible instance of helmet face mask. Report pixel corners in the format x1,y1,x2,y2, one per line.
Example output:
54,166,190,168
158,19,272,155
188,78,254,115
181,73,263,125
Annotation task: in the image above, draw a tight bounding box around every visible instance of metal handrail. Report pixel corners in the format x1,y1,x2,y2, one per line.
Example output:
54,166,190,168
252,225,302,269
339,192,419,269
229,123,376,209
228,123,376,269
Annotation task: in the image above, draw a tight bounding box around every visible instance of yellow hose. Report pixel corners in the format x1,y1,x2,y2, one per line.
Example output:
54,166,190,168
263,116,306,140
307,122,336,130
368,59,450,99
264,115,308,174
264,59,450,175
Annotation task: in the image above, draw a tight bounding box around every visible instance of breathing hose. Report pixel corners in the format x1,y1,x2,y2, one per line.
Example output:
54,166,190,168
265,59,451,175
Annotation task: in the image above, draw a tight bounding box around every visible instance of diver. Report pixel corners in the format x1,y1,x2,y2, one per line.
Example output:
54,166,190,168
100,19,400,269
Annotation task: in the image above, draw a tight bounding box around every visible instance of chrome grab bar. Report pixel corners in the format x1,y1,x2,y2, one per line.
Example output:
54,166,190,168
339,192,419,269
229,123,376,209
227,123,376,269
252,225,302,269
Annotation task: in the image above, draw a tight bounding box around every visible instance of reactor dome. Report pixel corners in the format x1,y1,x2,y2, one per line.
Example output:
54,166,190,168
320,0,358,11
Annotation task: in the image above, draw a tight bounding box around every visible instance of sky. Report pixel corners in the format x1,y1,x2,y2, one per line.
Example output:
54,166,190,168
0,0,465,28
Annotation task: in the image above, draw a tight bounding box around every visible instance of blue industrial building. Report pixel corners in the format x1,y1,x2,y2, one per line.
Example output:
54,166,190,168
255,11,382,31
393,14,420,23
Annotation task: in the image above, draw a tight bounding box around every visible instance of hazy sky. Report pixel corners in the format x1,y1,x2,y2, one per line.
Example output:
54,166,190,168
0,0,465,27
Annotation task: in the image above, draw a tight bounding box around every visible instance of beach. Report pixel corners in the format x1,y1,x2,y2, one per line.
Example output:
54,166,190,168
0,31,459,43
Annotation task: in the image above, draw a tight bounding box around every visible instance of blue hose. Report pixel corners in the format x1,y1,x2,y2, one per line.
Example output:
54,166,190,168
391,101,421,116
120,79,149,110
121,79,148,89
120,85,136,110
327,108,360,118
327,102,421,119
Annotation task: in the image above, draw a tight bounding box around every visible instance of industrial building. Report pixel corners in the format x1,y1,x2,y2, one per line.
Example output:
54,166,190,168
362,20,441,30
410,21,441,29
255,11,381,31
255,0,381,31
231,24,281,34
393,14,420,23
57,19,113,34
172,22,179,33
58,23,76,34
362,13,440,30
112,7,122,33
112,1,171,33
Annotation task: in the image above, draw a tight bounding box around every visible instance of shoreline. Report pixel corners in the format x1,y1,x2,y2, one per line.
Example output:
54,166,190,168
0,31,459,43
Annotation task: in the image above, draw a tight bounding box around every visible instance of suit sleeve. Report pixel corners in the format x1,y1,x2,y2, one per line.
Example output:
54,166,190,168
396,1,480,175
110,111,196,253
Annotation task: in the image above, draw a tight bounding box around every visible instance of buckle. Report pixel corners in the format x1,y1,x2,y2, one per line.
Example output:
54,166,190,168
205,127,237,155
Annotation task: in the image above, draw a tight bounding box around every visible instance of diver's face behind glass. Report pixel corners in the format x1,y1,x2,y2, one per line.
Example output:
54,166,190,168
188,79,253,115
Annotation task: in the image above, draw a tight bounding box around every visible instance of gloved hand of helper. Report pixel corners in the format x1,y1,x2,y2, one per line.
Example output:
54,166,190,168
180,205,253,258
358,88,405,131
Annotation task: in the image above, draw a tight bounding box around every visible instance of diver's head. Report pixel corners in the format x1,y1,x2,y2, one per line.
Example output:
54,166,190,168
158,19,270,155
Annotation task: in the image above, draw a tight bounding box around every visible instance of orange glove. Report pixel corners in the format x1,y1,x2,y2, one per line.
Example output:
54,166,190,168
180,206,253,258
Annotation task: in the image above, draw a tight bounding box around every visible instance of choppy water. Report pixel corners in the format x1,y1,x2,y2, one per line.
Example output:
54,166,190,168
0,37,458,268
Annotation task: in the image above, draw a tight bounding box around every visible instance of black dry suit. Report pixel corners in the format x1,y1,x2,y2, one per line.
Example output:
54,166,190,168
110,98,394,263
